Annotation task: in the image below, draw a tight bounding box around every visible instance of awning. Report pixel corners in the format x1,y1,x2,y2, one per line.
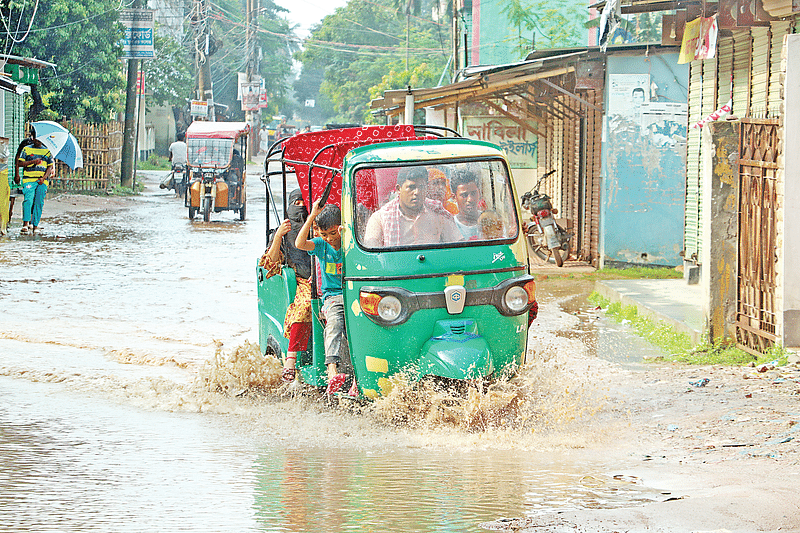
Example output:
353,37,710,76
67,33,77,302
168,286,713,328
370,51,587,116
0,73,30,95
0,54,55,94
588,0,700,13
186,121,250,139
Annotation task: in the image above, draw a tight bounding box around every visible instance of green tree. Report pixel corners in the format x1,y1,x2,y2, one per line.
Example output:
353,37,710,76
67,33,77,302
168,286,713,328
1,0,125,122
298,0,448,124
144,29,194,108
500,0,586,55
202,0,296,121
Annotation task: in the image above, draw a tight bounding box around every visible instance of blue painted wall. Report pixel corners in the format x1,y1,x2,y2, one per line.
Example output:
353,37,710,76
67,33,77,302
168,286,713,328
601,52,689,267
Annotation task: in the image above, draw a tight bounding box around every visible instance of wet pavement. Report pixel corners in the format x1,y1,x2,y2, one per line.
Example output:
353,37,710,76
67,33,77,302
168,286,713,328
0,166,688,531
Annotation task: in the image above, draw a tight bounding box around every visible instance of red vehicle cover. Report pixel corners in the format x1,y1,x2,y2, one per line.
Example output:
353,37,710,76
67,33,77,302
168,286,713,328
280,125,419,209
186,121,250,139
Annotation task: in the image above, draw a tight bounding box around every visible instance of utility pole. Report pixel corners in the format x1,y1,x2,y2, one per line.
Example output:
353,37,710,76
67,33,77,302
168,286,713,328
194,0,214,121
405,4,410,71
452,0,460,79
120,0,142,189
245,0,259,155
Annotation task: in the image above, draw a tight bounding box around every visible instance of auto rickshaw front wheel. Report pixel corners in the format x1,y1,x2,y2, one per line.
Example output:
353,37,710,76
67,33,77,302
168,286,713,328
239,190,246,221
203,197,211,222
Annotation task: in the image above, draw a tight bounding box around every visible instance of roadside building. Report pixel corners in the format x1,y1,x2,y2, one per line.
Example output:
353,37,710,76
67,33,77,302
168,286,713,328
370,45,689,273
373,0,800,354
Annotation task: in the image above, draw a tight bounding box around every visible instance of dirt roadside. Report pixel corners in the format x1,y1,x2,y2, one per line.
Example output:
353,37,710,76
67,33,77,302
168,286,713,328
508,278,800,533
4,191,136,233
12,193,800,532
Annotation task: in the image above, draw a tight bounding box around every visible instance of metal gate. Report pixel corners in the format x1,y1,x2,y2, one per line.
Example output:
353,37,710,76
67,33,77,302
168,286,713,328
736,118,779,355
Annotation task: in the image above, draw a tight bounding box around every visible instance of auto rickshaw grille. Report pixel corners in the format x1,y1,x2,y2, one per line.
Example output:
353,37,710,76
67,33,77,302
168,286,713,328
450,323,466,335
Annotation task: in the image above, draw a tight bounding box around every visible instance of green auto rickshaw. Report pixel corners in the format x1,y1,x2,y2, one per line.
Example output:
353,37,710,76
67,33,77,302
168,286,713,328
257,125,537,399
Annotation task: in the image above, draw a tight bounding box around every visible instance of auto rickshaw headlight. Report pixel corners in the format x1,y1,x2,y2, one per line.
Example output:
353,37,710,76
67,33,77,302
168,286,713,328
504,286,529,313
360,287,415,326
359,292,382,316
377,296,402,322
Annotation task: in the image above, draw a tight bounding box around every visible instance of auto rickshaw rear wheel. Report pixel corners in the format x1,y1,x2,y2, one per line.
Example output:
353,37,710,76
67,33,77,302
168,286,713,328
239,191,246,221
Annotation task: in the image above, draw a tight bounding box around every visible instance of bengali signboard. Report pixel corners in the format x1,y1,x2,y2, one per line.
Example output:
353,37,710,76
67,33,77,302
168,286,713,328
191,100,208,118
120,9,154,59
463,116,537,168
241,82,260,111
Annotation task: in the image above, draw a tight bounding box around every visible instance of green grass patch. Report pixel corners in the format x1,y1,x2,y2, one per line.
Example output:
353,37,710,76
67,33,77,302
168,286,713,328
586,291,791,366
137,154,170,170
72,183,143,196
540,265,682,281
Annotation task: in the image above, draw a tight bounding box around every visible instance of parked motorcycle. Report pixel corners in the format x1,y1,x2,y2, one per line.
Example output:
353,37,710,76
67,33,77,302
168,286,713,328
520,170,572,267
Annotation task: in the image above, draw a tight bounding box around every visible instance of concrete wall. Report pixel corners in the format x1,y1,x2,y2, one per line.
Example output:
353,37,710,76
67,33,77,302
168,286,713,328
702,121,739,342
601,52,689,267
782,35,800,347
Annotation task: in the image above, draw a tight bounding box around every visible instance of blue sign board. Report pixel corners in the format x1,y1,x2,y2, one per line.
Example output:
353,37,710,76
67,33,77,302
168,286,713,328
120,9,154,59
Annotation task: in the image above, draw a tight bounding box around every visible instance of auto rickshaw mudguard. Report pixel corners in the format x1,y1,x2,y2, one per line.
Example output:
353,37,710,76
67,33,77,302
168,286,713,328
299,298,328,387
190,180,202,207
215,180,229,208
418,320,493,380
256,264,296,356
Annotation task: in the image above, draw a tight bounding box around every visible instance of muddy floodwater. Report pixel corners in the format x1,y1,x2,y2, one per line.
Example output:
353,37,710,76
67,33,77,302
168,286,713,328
1,169,669,532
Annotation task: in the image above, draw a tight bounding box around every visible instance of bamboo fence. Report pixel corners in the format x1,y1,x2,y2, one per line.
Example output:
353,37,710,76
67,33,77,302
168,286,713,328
46,121,124,191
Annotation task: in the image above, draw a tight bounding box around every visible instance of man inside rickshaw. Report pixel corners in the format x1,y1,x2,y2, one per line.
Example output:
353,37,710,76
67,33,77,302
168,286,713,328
224,147,245,195
363,166,462,247
450,169,484,240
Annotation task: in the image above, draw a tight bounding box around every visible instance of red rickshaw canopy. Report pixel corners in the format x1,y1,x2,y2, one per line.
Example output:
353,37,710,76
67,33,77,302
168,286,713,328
279,125,422,209
186,121,250,139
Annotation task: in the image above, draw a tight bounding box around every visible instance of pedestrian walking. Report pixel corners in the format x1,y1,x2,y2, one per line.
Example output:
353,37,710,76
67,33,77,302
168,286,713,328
18,136,54,235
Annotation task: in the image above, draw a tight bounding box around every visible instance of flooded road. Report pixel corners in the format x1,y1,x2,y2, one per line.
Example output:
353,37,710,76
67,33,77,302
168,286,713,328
0,167,667,531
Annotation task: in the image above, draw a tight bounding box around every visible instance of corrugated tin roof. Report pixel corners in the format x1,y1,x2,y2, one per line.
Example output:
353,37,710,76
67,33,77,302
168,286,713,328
370,51,587,113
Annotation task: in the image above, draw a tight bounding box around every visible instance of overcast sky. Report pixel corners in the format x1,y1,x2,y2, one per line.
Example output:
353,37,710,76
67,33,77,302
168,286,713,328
278,0,349,38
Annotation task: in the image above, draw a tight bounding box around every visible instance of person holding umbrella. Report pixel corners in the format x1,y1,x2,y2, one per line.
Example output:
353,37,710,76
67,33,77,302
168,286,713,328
18,136,54,235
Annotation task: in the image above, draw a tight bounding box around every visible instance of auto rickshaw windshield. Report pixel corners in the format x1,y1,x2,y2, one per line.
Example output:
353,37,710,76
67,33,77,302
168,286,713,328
187,138,234,168
355,159,519,250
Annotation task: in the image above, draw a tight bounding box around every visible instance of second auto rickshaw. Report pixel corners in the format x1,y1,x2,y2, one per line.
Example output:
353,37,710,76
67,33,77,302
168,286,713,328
257,125,537,399
185,121,249,222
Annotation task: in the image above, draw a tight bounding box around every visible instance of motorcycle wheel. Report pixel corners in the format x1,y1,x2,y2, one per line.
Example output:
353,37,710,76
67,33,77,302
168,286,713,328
550,247,564,267
188,206,197,220
527,232,552,263
239,190,246,221
527,230,567,266
203,197,211,222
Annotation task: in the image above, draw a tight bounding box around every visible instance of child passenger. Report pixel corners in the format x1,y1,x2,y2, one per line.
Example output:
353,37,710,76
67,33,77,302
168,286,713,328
258,189,312,383
295,200,349,395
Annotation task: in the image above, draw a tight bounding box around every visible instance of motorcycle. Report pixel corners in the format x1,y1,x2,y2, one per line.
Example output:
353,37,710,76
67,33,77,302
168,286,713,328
520,170,572,267
159,163,186,197
172,163,187,198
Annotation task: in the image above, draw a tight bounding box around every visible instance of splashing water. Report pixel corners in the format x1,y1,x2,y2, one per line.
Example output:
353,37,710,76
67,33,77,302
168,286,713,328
196,340,283,395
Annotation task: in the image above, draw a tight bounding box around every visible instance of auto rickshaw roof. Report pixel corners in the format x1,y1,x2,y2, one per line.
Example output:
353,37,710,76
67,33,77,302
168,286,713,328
186,121,250,139
274,125,428,209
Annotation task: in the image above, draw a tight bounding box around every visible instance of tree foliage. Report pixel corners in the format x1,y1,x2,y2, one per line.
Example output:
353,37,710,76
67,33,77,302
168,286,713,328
1,0,124,122
501,0,586,55
144,28,194,108
297,0,449,124
201,0,296,121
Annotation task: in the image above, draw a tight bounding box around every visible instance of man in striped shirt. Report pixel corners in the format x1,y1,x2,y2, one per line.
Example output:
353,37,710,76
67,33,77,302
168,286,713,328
18,138,54,235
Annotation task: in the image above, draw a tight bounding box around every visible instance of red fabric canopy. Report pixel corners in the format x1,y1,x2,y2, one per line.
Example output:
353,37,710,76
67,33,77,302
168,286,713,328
281,125,418,209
